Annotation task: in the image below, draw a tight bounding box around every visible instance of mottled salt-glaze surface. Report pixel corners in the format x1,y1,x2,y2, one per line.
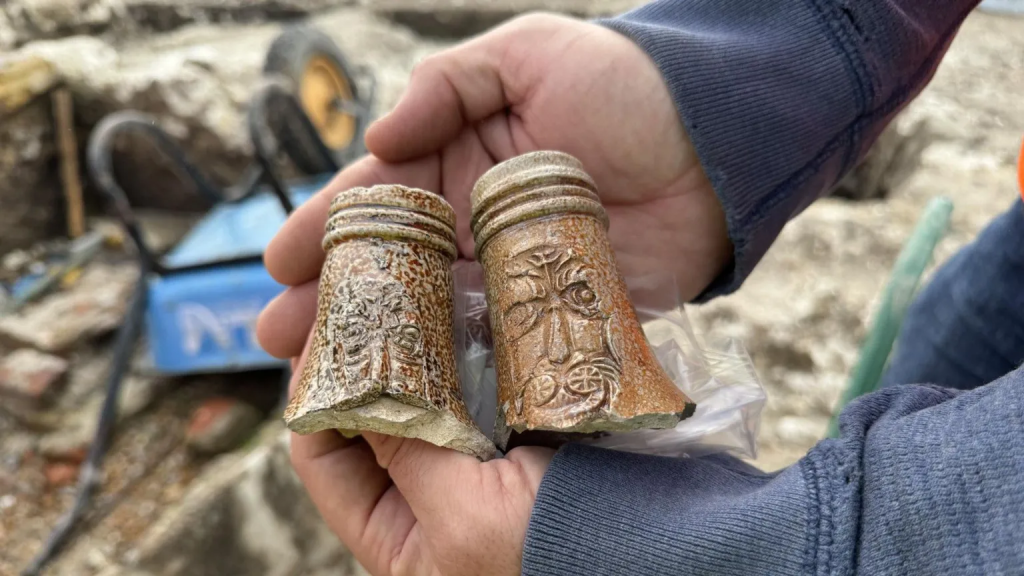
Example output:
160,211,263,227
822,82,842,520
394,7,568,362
471,152,695,447
285,185,495,460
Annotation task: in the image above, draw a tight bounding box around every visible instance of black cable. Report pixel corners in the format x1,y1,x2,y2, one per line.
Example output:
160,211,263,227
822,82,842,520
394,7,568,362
21,268,148,576
86,112,228,202
86,112,233,275
25,78,324,575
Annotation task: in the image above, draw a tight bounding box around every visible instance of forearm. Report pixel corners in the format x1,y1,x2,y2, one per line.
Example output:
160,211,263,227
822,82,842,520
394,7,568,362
523,365,1024,575
599,0,980,298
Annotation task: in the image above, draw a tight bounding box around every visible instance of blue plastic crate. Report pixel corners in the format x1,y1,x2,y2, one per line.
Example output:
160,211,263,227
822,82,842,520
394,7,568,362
146,176,330,374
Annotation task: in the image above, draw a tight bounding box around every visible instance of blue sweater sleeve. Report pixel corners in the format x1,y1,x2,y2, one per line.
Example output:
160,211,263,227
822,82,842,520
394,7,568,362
597,0,979,298
523,365,1024,575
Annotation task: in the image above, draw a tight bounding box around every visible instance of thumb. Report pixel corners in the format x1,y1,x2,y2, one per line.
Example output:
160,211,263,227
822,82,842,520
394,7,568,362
365,22,526,162
361,432,479,520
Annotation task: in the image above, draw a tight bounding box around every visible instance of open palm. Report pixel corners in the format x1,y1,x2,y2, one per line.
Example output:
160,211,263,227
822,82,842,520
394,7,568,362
258,13,729,576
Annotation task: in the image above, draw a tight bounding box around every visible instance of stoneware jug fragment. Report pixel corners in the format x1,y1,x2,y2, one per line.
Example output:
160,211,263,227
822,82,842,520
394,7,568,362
285,185,495,460
471,151,695,448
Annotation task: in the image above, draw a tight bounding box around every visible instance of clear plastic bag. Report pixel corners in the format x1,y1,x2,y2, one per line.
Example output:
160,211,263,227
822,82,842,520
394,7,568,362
453,261,766,459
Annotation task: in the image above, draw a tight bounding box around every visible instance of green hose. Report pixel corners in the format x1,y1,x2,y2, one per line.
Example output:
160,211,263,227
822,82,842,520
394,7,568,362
826,197,954,438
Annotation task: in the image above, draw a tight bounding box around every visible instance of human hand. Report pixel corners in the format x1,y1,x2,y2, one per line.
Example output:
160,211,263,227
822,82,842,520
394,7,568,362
285,348,555,576
258,13,731,361
258,12,731,576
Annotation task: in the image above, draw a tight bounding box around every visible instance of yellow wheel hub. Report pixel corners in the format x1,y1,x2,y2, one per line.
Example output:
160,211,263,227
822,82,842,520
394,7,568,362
300,55,356,150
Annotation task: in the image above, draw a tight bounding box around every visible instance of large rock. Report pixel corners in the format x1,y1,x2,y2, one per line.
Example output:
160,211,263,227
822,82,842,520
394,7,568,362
15,34,260,212
185,396,263,455
0,0,123,49
0,7,426,226
38,370,172,460
122,427,366,576
122,0,348,33
0,261,138,352
0,0,351,49
0,348,69,411
0,55,58,115
831,119,932,201
368,0,639,38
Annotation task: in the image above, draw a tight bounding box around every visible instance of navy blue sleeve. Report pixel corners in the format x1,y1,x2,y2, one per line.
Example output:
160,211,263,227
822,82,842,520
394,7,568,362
882,200,1024,390
523,365,1024,575
597,0,979,299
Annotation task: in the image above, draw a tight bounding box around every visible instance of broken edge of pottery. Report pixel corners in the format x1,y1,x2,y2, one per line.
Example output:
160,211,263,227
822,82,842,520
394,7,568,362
285,184,496,461
471,151,695,449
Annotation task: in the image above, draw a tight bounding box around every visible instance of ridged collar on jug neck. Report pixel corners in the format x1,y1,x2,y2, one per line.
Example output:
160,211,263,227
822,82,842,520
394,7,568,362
470,151,607,258
324,185,457,261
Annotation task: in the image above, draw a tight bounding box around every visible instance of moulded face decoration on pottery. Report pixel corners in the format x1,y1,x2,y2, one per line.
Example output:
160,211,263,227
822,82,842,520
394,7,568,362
284,184,496,461
322,275,424,398
502,245,622,422
470,151,695,448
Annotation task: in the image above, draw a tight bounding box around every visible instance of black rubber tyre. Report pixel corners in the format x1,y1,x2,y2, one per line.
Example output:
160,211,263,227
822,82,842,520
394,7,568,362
263,25,369,175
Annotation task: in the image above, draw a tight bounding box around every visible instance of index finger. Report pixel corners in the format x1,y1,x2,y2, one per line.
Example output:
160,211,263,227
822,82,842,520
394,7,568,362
264,154,442,286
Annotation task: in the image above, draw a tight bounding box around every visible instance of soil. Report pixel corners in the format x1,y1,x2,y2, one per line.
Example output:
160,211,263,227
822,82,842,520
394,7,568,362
690,10,1024,471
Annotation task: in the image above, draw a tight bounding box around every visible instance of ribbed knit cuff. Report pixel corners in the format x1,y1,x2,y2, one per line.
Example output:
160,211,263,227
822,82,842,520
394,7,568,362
597,1,867,300
523,444,815,576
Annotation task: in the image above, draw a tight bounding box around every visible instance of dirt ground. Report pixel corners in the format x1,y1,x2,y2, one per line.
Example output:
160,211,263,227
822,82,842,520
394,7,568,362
691,10,1024,471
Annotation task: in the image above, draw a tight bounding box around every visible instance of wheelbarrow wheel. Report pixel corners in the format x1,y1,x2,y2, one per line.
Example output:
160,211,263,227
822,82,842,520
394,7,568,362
263,25,368,174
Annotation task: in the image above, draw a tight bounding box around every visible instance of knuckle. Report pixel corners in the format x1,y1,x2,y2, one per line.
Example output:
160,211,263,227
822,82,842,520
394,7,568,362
513,11,554,27
411,52,446,79
509,11,567,31
384,438,430,483
492,457,531,498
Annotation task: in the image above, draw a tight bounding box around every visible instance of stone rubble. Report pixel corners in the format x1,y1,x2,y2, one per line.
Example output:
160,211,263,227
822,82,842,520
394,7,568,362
38,372,172,461
0,262,138,352
1,432,37,476
0,348,70,410
367,0,638,38
43,459,81,487
0,0,353,50
832,120,933,201
0,6,438,250
125,426,368,576
185,396,263,455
